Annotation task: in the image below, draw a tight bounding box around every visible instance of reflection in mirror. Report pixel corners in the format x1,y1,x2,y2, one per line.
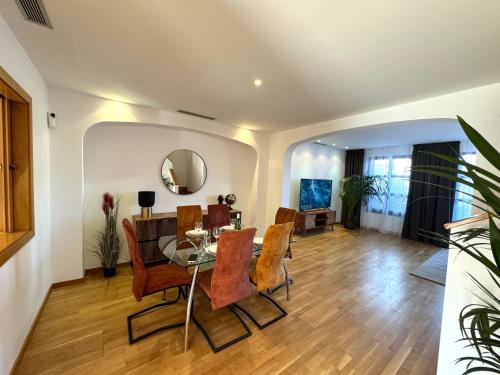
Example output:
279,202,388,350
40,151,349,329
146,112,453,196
161,150,207,195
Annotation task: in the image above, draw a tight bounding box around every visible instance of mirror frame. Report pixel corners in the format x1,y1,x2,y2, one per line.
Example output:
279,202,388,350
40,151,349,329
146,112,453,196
161,149,208,195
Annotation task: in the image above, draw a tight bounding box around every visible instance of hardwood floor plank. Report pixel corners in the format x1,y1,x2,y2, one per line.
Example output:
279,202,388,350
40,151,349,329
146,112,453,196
15,228,444,374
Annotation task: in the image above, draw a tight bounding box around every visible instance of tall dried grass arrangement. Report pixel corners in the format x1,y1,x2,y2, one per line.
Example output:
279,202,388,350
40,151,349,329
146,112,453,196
92,193,121,269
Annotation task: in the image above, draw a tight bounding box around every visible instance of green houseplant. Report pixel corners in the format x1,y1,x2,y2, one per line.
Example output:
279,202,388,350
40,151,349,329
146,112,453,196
92,193,121,277
339,175,386,229
411,116,499,374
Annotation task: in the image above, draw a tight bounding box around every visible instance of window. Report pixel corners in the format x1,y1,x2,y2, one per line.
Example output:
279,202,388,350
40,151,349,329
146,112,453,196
366,154,412,217
0,66,34,267
452,151,477,221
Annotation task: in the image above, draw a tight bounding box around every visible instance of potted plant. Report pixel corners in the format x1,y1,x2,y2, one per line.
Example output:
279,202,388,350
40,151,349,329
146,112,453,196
411,116,499,373
92,192,121,277
339,175,386,229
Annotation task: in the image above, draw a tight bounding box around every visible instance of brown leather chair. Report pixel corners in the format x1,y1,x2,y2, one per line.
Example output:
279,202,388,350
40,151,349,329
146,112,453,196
177,205,203,249
207,204,230,233
192,227,257,352
235,223,293,329
275,207,297,259
123,218,192,344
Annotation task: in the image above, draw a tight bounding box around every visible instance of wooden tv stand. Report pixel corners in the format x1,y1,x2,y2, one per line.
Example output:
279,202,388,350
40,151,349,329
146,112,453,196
295,209,336,235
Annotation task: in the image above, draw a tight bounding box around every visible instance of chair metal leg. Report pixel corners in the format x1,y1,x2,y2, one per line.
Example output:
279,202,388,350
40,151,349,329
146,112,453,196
267,261,293,300
127,286,184,344
283,260,290,301
184,263,200,352
179,286,188,300
234,292,287,330
191,303,252,352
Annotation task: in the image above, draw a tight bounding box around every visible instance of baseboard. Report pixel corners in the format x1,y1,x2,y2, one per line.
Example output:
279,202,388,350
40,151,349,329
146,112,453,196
84,261,130,276
52,277,85,289
10,284,52,375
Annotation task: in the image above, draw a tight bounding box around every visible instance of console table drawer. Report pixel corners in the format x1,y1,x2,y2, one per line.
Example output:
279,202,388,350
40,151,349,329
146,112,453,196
135,220,158,241
157,217,176,237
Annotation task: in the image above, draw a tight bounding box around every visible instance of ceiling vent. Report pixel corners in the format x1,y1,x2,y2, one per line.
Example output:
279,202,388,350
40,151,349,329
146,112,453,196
15,0,52,29
177,109,216,121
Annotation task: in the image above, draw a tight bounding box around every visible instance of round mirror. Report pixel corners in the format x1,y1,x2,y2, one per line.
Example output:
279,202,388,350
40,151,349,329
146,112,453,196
161,150,207,195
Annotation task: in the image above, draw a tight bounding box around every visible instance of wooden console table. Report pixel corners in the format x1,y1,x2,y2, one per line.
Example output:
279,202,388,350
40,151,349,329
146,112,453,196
133,209,241,265
295,209,336,235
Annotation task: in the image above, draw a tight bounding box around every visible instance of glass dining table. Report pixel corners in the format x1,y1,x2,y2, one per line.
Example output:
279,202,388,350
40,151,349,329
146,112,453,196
168,236,264,352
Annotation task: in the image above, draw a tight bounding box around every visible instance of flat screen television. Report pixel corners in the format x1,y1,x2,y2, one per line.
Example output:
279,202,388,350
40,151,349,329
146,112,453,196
299,178,332,211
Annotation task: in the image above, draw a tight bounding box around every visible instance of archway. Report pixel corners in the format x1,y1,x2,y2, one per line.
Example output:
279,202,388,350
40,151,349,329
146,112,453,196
82,121,258,270
281,118,463,213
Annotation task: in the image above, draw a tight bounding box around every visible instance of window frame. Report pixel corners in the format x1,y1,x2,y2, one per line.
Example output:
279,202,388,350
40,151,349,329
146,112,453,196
0,65,34,267
367,154,412,217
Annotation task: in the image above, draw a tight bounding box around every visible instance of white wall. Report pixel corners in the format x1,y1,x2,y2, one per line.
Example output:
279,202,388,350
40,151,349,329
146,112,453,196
83,123,256,269
289,142,344,218
0,14,51,375
267,82,500,374
437,219,494,375
48,86,270,283
268,83,500,224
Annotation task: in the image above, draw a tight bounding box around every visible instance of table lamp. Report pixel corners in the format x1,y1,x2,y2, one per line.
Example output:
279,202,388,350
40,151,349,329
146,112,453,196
138,191,155,218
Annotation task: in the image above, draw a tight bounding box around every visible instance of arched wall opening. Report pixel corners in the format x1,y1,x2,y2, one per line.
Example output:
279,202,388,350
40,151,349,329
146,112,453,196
281,118,464,215
83,121,258,270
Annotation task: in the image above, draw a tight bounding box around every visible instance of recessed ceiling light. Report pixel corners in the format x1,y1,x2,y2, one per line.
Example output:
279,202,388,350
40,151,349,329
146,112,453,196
345,146,349,149
316,139,321,143
332,143,336,146
254,79,262,87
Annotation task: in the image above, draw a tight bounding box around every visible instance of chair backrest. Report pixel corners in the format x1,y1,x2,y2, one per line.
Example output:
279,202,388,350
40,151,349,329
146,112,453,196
210,227,256,310
254,222,294,291
275,207,297,225
122,218,147,301
176,205,203,249
274,207,297,257
207,204,230,231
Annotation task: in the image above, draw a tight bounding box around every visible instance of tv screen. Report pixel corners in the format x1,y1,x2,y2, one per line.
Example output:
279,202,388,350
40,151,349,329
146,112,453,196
299,178,332,211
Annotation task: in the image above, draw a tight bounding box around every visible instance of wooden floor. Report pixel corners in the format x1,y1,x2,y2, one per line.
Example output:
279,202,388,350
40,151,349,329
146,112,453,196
16,228,444,375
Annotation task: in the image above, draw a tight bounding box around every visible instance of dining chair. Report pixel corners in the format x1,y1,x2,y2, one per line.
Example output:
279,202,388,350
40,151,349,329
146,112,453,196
270,207,297,296
207,204,230,233
122,218,192,344
191,227,257,352
234,222,294,329
177,205,203,249
275,207,297,259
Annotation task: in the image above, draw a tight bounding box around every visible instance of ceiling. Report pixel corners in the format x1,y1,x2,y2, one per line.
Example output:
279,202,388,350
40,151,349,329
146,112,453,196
1,0,500,132
314,119,467,150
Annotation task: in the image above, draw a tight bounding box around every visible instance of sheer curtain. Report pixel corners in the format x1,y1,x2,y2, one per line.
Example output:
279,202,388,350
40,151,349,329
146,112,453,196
361,145,413,235
452,140,477,221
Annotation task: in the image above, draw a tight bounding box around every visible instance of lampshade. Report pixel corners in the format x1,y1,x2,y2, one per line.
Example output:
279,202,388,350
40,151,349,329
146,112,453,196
138,191,155,207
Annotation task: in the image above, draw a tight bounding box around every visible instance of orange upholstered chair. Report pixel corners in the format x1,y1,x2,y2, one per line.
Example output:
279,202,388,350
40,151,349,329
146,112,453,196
207,204,230,232
176,205,203,249
123,218,192,344
192,227,256,352
275,207,297,258
234,222,293,329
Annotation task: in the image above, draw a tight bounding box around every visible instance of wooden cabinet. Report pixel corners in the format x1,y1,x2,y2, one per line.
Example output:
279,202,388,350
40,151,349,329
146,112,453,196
295,209,336,235
133,209,241,265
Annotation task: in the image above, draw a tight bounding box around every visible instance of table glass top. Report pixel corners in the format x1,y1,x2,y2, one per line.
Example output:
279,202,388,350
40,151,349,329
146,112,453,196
171,242,262,268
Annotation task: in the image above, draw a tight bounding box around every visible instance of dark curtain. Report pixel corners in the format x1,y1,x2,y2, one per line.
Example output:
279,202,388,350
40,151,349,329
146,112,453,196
401,141,460,246
341,149,364,227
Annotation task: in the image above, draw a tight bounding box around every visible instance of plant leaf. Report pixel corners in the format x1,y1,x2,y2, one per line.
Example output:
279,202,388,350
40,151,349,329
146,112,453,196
458,115,500,171
489,215,500,270
421,150,500,184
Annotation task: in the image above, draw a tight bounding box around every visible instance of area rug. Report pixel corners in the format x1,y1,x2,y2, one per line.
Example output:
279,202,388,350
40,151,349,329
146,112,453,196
410,249,448,286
